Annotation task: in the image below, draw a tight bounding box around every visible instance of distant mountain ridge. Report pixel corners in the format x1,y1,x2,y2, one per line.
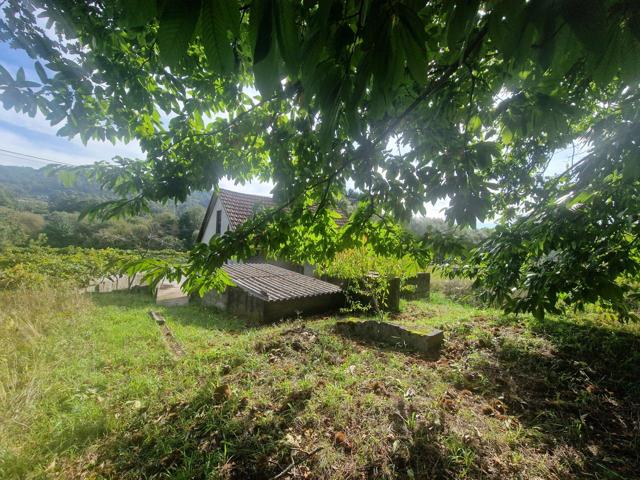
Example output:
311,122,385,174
0,165,211,211
0,165,105,199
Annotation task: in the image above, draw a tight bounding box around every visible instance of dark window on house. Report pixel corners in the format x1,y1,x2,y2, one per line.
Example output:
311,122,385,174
215,210,222,234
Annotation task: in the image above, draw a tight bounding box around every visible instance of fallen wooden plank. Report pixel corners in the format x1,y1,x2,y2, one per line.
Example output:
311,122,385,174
148,310,185,358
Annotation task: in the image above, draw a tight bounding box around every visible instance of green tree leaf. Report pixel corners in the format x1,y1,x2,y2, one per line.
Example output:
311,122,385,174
274,0,299,74
467,115,481,133
252,0,274,64
34,62,48,83
120,0,157,27
0,64,12,84
200,0,237,74
158,0,201,68
561,0,607,57
446,0,480,50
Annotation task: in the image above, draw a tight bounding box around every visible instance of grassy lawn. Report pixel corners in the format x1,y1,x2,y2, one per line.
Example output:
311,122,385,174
1,288,639,479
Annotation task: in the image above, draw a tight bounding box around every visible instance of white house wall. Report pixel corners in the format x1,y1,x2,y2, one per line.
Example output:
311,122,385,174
200,197,230,244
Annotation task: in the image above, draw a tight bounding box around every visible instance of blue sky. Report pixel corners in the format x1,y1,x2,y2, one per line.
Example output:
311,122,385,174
0,39,275,196
0,39,586,219
0,42,144,167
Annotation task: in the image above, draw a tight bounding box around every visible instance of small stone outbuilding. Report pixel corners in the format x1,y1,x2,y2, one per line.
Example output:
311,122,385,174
202,263,345,322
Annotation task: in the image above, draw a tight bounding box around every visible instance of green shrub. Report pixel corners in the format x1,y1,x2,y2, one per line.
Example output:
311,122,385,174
318,247,421,280
317,248,422,313
0,207,45,247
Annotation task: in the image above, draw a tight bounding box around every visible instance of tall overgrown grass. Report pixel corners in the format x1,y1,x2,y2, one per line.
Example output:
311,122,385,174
0,288,91,470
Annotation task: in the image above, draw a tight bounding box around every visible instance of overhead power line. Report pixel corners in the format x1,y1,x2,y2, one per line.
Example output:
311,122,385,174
0,147,75,166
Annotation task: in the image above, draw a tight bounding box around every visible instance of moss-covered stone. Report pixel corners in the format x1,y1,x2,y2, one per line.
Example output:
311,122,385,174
335,320,443,355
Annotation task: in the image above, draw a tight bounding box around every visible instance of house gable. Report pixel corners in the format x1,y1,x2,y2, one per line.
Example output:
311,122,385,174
197,187,348,244
197,188,274,243
217,188,275,229
199,196,230,244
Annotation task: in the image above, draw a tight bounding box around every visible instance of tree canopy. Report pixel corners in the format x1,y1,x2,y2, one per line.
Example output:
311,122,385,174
1,0,639,316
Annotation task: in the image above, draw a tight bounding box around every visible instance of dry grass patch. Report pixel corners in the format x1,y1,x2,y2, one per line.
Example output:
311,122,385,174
0,288,92,443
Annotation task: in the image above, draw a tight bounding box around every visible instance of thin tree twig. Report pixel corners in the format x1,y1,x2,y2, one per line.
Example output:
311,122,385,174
270,447,323,480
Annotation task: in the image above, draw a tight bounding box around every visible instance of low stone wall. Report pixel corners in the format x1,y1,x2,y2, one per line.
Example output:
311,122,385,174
84,274,147,293
335,320,443,356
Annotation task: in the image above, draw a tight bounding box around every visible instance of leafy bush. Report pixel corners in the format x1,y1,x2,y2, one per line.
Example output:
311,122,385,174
317,248,422,313
0,245,185,290
318,247,421,280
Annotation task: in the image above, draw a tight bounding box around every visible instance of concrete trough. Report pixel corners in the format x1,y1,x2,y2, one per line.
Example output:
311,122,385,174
335,320,443,356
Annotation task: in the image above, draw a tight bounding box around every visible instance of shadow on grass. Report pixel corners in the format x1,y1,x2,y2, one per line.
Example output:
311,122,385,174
333,327,443,362
454,315,640,478
73,381,314,479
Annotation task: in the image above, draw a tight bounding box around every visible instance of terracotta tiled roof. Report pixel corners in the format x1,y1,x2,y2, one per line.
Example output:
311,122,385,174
223,263,342,302
197,188,348,242
219,188,275,229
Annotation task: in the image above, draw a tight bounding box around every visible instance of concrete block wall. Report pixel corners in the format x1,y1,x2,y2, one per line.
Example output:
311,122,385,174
202,287,344,323
402,272,431,300
202,287,266,322
263,292,345,322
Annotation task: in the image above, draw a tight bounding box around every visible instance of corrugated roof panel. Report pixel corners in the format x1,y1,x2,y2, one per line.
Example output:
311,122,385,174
222,263,342,302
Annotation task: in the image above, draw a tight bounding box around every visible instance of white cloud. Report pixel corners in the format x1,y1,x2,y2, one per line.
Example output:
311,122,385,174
0,109,142,166
219,176,273,196
0,108,71,136
418,198,447,219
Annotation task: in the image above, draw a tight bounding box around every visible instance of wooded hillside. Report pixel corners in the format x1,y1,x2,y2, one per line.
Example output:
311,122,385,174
0,165,210,250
